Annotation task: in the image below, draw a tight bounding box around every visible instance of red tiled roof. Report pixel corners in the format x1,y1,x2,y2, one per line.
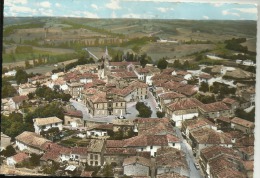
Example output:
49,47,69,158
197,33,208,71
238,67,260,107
200,145,240,161
105,148,137,155
190,127,232,144
124,135,169,147
41,143,71,161
71,147,88,155
156,147,187,169
199,73,212,79
243,161,254,171
231,117,254,128
64,109,83,118
123,156,151,167
222,98,238,105
81,171,94,177
133,118,169,124
167,98,203,111
158,92,186,100
175,84,198,96
12,95,29,103
106,140,125,148
12,152,29,163
199,102,230,112
215,117,232,123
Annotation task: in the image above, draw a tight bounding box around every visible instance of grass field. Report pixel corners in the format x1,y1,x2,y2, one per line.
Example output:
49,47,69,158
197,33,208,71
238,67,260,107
2,17,257,68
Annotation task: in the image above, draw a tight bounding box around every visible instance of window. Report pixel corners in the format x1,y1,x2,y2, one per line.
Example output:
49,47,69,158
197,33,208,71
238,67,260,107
75,155,78,159
121,103,123,106
95,155,98,160
68,121,71,124
95,161,98,166
90,154,93,159
172,143,175,146
55,123,58,126
90,161,93,165
150,146,153,149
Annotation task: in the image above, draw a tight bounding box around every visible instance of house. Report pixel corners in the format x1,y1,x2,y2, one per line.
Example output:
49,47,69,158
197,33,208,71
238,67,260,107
157,92,186,109
18,83,37,96
222,98,239,113
123,134,180,156
189,127,233,157
243,161,254,178
241,88,255,106
7,152,29,166
87,139,106,166
85,90,126,117
123,156,151,177
198,73,212,85
238,146,254,161
86,124,113,137
175,84,198,97
104,147,137,166
165,98,203,127
33,116,63,134
108,61,141,71
69,147,88,164
133,118,170,133
4,70,16,76
64,109,83,128
231,117,254,134
198,102,233,118
200,145,245,178
67,82,84,99
0,132,11,151
156,147,189,177
9,95,29,110
112,118,134,132
181,118,216,140
15,131,51,154
208,116,232,131
242,60,255,66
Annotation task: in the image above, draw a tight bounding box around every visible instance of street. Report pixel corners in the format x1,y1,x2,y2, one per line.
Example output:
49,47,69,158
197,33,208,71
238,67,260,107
175,128,203,178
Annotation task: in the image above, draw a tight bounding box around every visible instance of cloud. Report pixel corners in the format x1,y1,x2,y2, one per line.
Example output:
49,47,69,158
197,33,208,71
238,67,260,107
122,13,141,18
10,6,37,14
5,0,27,6
203,16,209,19
39,8,53,16
55,3,61,7
233,8,257,14
111,11,117,18
83,12,99,18
39,1,51,8
222,10,240,17
106,0,121,10
157,7,174,13
91,4,98,10
214,3,223,7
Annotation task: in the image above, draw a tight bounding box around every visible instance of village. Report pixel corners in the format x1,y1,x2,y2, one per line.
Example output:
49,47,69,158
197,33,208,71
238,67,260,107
1,46,255,178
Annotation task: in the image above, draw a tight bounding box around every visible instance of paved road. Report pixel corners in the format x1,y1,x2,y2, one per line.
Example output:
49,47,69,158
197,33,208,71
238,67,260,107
175,128,203,178
145,91,158,118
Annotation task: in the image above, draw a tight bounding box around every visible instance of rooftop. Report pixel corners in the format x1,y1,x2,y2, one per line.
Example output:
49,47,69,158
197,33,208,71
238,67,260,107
15,131,51,150
33,116,62,126
231,117,254,128
199,102,230,112
123,156,151,167
12,95,29,103
167,98,203,111
87,139,105,153
12,152,29,163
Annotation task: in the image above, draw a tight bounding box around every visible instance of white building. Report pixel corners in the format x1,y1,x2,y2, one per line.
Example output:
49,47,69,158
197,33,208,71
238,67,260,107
33,117,63,134
242,60,255,66
4,70,16,77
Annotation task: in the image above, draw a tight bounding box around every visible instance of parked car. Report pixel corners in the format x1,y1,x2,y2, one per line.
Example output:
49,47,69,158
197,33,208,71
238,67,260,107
194,162,200,170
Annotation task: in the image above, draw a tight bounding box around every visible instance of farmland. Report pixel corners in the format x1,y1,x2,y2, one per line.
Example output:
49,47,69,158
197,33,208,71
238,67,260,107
2,17,257,70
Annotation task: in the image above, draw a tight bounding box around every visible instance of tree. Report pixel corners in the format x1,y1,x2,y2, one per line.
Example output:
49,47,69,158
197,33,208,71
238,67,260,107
136,102,152,118
156,111,165,118
1,78,17,98
199,82,209,92
15,69,29,84
157,58,168,70
102,164,113,177
0,145,16,157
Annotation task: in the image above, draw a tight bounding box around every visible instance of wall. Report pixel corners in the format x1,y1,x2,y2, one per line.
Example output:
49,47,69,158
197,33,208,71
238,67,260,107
124,163,149,176
172,112,199,127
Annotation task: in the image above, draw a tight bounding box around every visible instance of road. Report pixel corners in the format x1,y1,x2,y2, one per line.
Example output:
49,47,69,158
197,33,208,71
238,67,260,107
175,128,203,178
145,91,158,118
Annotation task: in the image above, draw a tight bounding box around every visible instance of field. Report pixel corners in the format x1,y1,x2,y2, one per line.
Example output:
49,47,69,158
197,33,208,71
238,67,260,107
2,17,257,70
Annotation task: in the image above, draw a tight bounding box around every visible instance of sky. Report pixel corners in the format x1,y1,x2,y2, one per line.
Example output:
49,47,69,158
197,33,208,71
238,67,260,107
3,0,258,20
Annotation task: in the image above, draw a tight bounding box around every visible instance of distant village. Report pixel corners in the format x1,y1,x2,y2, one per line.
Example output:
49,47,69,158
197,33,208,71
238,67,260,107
1,48,255,178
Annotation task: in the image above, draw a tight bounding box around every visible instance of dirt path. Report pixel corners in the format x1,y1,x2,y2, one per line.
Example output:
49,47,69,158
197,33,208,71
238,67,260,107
0,165,47,176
